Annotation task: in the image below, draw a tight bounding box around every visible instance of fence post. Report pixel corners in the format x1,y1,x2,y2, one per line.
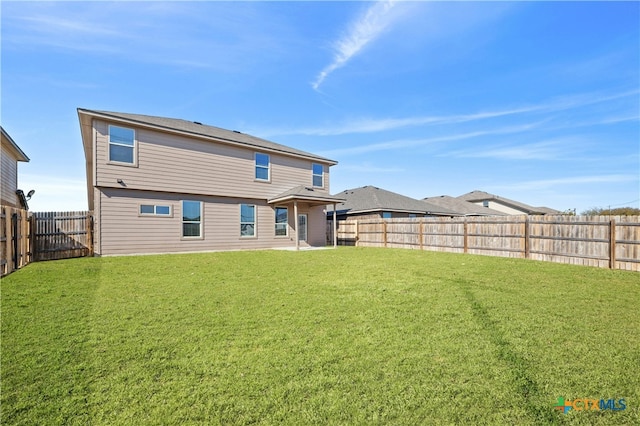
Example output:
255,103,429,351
419,219,424,250
354,220,359,247
609,219,616,269
383,220,387,248
6,209,13,274
12,211,19,270
463,219,468,253
524,216,530,259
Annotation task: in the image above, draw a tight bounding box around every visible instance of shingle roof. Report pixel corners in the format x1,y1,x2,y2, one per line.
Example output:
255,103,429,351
457,190,559,215
422,195,506,216
77,109,337,165
269,185,345,205
332,186,458,216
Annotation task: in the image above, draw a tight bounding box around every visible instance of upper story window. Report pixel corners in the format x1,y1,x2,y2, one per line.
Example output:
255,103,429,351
108,125,135,164
255,153,270,181
312,163,324,187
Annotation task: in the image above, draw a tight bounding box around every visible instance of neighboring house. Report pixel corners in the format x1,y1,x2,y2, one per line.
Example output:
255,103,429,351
1,127,30,209
457,190,560,215
78,109,344,256
329,186,458,221
422,195,505,216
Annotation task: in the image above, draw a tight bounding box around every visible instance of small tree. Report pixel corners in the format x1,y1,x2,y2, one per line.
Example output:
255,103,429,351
581,207,640,216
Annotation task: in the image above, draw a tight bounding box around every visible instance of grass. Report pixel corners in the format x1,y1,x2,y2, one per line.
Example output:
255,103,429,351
1,248,638,425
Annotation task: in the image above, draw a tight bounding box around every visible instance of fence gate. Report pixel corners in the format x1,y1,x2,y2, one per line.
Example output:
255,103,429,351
32,211,93,261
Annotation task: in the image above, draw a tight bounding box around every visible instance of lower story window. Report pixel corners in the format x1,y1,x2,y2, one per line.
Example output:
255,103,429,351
275,207,288,236
182,200,202,238
240,204,256,237
140,204,171,216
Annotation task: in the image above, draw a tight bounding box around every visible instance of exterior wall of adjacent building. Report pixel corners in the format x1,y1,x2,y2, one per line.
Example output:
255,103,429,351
1,146,18,207
1,142,21,207
468,200,526,215
89,119,332,255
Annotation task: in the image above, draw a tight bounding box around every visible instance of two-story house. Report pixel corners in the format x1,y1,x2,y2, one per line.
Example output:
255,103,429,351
1,126,30,209
78,109,343,256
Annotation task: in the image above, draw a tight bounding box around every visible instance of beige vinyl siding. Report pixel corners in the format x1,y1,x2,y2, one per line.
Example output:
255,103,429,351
307,206,328,246
97,188,306,255
1,145,19,207
94,120,332,200
471,201,525,215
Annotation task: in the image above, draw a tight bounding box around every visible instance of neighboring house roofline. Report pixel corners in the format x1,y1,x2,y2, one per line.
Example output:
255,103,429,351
422,195,506,216
330,185,460,217
1,126,30,162
457,190,559,215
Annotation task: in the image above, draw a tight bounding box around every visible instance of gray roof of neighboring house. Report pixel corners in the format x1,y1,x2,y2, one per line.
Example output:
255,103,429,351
422,195,506,216
331,186,459,216
457,190,560,215
77,109,337,165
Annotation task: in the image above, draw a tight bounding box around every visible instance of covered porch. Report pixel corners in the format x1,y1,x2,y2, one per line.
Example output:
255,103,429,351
268,186,345,250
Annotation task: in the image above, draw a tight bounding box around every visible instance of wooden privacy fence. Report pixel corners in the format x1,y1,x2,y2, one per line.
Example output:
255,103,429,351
32,211,93,261
1,206,31,276
1,209,94,276
328,215,640,271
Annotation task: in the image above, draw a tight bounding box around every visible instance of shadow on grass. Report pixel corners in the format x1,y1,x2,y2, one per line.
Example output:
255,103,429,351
0,257,103,424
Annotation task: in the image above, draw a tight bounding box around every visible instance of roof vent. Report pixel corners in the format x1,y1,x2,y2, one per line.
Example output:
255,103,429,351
233,130,242,133
193,121,202,125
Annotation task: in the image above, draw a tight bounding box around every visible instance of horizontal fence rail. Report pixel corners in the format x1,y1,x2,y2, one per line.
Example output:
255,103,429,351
327,215,640,272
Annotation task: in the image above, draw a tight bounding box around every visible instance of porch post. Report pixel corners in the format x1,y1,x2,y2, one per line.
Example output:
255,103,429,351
294,200,299,251
333,203,337,248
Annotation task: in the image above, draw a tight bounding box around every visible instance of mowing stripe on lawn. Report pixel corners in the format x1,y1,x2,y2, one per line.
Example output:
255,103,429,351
456,279,558,424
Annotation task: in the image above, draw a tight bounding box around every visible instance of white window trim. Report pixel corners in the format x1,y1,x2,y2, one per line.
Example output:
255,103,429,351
181,200,203,240
139,204,172,217
254,153,271,182
312,163,324,188
240,204,257,238
108,125,137,167
274,206,288,238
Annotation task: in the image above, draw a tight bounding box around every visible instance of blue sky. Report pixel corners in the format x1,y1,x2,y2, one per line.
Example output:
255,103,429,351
2,1,639,213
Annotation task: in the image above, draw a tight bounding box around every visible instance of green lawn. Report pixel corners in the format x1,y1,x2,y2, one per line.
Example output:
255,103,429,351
1,248,638,425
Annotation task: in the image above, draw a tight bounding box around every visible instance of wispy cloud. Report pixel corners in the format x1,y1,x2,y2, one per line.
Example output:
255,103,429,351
262,89,639,137
445,138,577,161
339,163,404,173
491,174,638,191
312,0,399,91
317,121,543,157
3,2,288,72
